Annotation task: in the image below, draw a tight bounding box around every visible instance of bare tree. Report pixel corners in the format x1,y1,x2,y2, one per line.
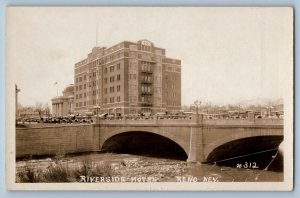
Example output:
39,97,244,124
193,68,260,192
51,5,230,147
43,103,50,116
34,102,43,119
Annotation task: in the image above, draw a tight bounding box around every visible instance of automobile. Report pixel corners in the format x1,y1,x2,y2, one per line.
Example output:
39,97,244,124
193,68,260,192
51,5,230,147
99,113,108,119
125,114,141,120
106,115,115,120
143,113,152,119
155,112,166,119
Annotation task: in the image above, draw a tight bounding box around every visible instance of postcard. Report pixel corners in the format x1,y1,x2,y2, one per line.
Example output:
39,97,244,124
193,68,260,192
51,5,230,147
5,7,294,191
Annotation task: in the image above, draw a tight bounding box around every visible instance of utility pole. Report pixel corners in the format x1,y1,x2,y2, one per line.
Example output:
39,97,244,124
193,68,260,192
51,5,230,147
15,84,20,123
96,21,99,46
194,100,202,124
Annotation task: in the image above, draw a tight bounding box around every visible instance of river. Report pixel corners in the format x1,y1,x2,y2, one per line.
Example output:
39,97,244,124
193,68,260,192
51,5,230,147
16,150,283,183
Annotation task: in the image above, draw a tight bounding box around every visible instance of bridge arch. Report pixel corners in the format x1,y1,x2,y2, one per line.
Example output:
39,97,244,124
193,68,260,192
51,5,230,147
204,130,283,162
99,127,189,160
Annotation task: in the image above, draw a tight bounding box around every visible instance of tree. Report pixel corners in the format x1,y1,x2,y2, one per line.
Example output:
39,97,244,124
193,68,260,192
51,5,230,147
34,102,43,119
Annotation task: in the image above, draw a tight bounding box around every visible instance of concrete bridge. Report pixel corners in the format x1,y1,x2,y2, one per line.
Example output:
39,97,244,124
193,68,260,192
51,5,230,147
16,115,283,163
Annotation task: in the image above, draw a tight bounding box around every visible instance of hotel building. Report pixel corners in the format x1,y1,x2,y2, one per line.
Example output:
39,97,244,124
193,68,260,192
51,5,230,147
73,40,181,115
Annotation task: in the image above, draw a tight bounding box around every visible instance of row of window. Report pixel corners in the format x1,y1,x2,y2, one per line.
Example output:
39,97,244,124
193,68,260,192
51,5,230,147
74,97,176,108
141,64,152,72
75,90,98,99
167,101,178,106
104,63,121,74
166,92,177,98
75,81,99,91
103,96,121,104
141,96,151,103
141,85,151,93
165,75,178,81
165,83,177,90
129,74,137,80
142,75,151,82
75,71,99,83
104,74,121,83
104,85,121,94
75,99,99,107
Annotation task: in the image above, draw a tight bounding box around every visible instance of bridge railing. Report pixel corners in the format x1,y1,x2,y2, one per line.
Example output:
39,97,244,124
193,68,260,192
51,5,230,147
254,118,284,125
95,115,195,125
203,119,253,125
93,115,283,126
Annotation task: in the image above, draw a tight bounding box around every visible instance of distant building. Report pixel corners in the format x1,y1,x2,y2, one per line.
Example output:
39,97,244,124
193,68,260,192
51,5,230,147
73,40,181,115
51,84,74,116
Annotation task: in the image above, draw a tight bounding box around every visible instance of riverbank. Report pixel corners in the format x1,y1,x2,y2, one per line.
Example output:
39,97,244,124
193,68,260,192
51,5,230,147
16,152,283,183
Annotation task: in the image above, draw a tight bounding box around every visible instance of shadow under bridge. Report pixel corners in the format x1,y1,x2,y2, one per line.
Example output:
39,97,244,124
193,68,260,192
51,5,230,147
101,131,188,161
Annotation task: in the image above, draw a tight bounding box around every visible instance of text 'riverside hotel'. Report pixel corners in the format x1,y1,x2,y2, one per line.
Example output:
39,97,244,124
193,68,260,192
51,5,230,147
74,40,181,115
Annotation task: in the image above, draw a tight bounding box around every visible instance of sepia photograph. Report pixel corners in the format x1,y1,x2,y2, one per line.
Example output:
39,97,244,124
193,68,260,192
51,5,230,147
5,7,294,191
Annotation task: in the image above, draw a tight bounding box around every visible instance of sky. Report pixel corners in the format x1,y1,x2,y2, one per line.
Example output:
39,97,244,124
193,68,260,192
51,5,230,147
6,7,293,107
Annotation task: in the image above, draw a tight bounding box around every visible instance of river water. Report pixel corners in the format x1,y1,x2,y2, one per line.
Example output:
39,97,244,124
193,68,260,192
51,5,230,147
16,150,283,182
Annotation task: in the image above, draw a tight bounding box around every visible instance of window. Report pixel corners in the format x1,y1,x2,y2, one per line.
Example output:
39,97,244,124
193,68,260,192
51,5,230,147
104,88,107,94
79,85,82,90
84,84,86,89
104,78,107,84
117,85,120,92
105,68,108,74
110,76,114,82
84,93,86,98
110,97,114,103
117,63,121,70
117,74,120,81
110,86,115,93
117,96,121,102
110,66,114,72
76,94,78,99
104,98,107,104
76,86,78,91
84,75,86,80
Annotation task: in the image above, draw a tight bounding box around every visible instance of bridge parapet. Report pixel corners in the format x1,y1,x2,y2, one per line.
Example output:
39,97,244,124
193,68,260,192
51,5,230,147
203,118,283,126
93,115,283,126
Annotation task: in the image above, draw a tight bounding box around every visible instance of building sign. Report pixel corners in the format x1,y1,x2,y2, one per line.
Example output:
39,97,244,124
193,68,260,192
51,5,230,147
141,40,152,46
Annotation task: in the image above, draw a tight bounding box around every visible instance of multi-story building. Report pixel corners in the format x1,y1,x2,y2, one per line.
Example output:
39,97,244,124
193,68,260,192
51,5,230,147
73,39,181,115
51,84,74,116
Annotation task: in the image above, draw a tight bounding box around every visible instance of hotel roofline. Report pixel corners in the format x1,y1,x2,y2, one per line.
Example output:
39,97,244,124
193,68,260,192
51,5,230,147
75,40,181,68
